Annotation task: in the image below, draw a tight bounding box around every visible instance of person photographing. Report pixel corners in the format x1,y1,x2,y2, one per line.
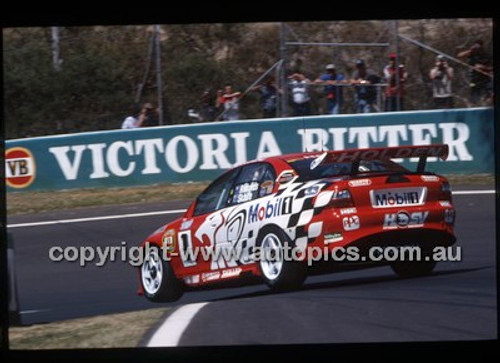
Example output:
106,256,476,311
429,55,454,109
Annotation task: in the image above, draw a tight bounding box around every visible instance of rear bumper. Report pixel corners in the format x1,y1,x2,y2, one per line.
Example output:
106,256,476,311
307,228,456,274
349,228,456,250
342,228,456,264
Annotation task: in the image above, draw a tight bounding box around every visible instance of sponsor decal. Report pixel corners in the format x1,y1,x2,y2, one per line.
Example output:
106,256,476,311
39,121,477,189
348,179,372,187
421,175,440,182
370,187,427,208
340,207,357,215
343,216,360,231
180,219,193,230
201,271,220,282
248,196,293,223
162,229,176,252
201,267,242,283
259,180,274,197
233,182,259,204
221,267,242,279
324,232,343,244
325,145,449,163
234,192,253,203
236,182,259,193
439,201,452,207
5,147,36,188
383,210,429,229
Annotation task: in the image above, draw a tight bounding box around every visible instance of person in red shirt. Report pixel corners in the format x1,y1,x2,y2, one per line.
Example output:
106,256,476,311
216,84,242,121
383,52,408,111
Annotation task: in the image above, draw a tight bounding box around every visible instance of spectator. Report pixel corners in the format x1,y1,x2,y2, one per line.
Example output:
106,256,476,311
216,84,242,121
199,88,217,122
251,76,278,119
457,39,493,106
138,102,159,127
289,71,312,116
314,64,346,114
383,52,408,111
429,55,454,109
351,59,382,113
121,104,142,129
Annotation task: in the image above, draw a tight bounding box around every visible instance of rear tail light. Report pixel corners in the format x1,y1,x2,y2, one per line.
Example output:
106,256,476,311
331,189,354,208
439,181,452,201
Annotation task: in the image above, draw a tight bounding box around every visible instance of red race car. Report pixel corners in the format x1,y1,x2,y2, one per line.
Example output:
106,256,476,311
138,144,456,302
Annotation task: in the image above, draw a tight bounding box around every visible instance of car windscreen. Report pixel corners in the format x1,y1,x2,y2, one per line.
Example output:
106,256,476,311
288,158,409,181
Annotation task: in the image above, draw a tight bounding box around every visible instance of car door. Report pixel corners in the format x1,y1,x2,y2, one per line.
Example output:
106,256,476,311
223,162,276,265
179,167,241,274
186,163,276,275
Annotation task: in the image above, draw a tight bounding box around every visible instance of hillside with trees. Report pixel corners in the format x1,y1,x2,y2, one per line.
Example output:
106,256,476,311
3,19,492,139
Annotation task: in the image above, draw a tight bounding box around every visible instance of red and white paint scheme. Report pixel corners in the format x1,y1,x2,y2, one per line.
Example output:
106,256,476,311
138,144,456,302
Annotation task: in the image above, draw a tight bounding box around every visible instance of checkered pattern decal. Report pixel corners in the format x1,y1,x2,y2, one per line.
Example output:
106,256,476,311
194,179,333,270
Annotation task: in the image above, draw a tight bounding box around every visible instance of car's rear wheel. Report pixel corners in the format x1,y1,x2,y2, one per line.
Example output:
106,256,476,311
141,246,184,302
390,260,437,278
257,226,307,291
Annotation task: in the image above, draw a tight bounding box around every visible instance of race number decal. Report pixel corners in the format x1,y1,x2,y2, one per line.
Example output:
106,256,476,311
178,231,196,267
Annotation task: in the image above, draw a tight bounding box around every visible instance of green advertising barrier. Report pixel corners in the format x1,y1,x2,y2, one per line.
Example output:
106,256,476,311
5,107,494,192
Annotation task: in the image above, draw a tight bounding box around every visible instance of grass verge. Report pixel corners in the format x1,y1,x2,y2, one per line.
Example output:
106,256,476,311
7,182,208,216
444,173,495,186
9,308,169,350
6,174,494,216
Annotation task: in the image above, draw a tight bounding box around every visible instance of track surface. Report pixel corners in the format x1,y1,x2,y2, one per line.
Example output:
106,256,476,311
8,186,497,344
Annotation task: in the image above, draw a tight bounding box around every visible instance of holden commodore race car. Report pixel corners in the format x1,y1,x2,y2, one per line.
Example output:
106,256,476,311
138,144,456,302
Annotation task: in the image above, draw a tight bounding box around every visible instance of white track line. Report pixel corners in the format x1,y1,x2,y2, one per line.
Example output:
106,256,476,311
452,190,495,195
7,209,187,229
147,302,209,347
6,189,495,229
19,309,49,314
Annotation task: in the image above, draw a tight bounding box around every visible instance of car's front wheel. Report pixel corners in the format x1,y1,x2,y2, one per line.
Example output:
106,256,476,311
257,226,307,291
141,246,184,302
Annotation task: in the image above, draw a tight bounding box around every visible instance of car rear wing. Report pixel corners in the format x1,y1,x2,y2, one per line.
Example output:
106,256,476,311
321,144,449,174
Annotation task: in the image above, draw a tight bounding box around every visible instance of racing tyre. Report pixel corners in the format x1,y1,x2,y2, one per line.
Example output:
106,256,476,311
257,226,307,291
140,246,184,302
390,260,437,278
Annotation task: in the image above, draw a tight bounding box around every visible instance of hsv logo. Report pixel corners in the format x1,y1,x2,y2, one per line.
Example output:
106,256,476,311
5,147,36,188
383,211,429,229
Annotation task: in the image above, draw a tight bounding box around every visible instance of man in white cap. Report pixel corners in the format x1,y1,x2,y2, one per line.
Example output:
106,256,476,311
314,63,346,114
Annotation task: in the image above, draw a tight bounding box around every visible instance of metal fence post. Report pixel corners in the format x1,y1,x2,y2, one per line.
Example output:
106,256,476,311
8,232,21,326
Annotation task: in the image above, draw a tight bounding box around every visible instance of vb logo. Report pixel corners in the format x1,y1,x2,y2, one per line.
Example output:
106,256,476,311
5,147,36,188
